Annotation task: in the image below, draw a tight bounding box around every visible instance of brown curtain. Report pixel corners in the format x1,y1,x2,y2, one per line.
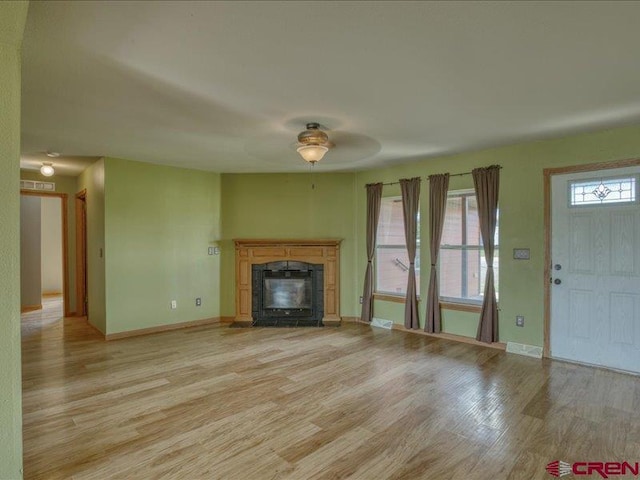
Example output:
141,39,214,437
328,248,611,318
361,183,383,323
425,174,450,333
473,165,500,343
400,178,421,329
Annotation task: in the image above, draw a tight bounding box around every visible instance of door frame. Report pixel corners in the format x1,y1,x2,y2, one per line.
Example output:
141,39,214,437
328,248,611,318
75,190,87,317
20,190,71,317
543,157,640,358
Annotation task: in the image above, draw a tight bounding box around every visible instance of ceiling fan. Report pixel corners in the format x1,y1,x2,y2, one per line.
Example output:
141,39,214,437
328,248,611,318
296,122,331,164
243,118,381,169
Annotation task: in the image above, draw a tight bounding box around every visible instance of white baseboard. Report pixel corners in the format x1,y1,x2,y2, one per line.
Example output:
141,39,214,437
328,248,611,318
371,317,394,330
506,341,543,359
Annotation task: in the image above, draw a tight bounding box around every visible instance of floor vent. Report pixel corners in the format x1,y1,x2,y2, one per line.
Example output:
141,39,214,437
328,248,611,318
371,318,393,330
506,342,543,359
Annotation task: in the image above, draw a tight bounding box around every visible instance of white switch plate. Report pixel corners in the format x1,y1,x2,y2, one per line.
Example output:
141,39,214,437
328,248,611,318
171,300,177,309
513,248,530,260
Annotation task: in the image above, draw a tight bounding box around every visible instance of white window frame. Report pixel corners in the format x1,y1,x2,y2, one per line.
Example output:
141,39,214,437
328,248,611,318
439,189,498,306
568,174,639,207
375,196,420,297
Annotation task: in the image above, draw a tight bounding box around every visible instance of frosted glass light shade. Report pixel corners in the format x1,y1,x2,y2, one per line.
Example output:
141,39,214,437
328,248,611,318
297,145,328,163
40,163,55,176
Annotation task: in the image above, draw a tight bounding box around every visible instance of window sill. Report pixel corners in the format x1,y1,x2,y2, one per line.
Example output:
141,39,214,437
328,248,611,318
372,296,483,312
374,293,421,304
440,301,482,313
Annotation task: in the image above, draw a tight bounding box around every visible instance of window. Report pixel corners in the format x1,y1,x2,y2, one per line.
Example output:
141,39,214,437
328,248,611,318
569,175,638,206
375,197,420,295
439,190,498,304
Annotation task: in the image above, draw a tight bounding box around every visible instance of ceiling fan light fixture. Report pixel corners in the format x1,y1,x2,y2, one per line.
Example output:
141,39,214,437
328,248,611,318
297,144,329,163
40,162,55,177
296,122,330,163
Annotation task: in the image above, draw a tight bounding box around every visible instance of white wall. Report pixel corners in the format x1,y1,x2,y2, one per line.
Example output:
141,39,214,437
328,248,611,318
41,196,63,294
20,196,42,307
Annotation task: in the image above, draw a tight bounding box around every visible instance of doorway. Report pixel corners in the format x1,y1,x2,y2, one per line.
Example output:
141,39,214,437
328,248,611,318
19,191,70,317
544,159,640,373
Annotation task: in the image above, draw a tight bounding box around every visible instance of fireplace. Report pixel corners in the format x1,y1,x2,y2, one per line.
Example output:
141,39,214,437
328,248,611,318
234,239,341,326
252,261,324,326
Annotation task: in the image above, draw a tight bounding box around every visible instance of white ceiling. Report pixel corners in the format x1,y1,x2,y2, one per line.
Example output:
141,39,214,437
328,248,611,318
20,153,100,177
21,1,640,174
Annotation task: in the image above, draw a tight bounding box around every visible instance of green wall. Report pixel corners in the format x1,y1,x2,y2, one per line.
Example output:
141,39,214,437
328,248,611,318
356,124,640,346
21,170,78,311
104,158,221,334
220,172,358,318
0,2,28,478
77,159,106,333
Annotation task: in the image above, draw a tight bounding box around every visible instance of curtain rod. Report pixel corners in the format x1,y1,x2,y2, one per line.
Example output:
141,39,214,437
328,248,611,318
368,165,502,187
378,171,467,187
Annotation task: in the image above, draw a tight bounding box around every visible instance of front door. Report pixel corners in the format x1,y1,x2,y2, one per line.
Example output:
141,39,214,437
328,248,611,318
550,166,640,372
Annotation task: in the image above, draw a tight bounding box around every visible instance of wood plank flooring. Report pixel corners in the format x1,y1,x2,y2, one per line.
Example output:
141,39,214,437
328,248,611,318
22,300,640,479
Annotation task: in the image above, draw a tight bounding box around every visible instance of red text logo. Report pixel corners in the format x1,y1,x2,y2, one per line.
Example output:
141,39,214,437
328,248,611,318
547,461,640,478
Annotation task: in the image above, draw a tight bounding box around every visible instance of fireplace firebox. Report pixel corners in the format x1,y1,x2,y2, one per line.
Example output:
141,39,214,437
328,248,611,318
252,261,324,327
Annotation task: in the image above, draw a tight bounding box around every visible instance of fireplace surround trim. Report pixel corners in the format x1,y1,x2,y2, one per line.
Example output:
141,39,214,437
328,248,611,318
234,239,342,326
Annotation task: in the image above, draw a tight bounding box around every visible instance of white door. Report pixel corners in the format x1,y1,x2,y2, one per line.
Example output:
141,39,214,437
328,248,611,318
550,166,640,373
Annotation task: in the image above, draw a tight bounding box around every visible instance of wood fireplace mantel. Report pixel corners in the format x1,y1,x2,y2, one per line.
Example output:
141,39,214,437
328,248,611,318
234,239,342,326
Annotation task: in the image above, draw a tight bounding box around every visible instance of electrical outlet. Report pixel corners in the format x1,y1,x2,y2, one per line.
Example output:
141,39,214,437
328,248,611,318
359,296,364,304
171,300,177,309
516,315,524,327
208,247,214,255
195,298,202,306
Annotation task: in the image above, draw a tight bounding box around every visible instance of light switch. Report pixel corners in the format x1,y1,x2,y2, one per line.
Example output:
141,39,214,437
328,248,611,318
513,248,530,260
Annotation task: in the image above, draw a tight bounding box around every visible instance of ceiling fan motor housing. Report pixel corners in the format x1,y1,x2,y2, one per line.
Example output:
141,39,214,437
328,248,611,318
298,123,329,146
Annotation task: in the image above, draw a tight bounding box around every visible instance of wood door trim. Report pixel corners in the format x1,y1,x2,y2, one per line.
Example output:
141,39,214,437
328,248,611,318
75,190,87,317
543,157,640,358
20,190,71,317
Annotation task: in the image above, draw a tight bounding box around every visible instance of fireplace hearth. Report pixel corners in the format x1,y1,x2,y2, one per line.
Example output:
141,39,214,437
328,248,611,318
252,261,324,327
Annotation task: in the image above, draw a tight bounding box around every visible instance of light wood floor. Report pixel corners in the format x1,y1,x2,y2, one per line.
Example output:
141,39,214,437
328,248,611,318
22,301,640,479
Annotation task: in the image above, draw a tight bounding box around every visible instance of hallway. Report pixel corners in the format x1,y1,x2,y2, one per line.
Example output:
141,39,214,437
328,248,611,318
21,295,65,338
